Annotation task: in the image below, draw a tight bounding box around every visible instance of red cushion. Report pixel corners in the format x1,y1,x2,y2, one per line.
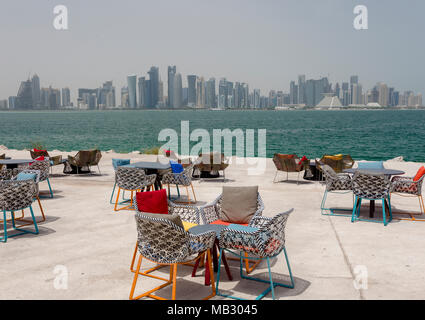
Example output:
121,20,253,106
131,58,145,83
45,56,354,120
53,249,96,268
165,150,171,156
34,148,47,153
298,155,308,164
414,166,425,182
35,156,45,161
136,189,168,214
210,220,248,227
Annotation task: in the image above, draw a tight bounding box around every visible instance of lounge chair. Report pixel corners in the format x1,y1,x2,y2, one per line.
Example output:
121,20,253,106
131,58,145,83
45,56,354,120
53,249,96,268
30,149,64,170
67,149,102,174
273,154,310,184
0,154,5,171
316,154,355,179
194,152,229,182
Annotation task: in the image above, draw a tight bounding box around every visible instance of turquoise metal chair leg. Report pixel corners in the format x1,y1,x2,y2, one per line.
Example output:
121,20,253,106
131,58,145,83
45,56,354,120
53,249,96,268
215,248,224,297
387,195,393,222
351,196,358,222
321,190,353,217
176,185,180,197
47,178,54,198
382,199,387,226
109,182,117,204
266,258,276,300
8,206,39,237
1,210,7,243
356,198,362,217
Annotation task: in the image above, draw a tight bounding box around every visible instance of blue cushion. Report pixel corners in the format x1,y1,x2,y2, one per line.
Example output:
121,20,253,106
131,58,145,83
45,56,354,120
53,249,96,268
358,161,384,170
16,172,37,182
112,159,131,170
170,161,184,174
227,224,258,233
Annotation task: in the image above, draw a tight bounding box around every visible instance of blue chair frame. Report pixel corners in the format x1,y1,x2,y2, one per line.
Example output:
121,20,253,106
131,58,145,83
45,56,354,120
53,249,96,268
216,247,294,300
1,205,39,243
351,195,393,226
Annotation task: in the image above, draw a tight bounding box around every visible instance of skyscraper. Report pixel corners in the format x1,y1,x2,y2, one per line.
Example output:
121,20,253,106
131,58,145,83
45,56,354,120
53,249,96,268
167,66,176,108
127,75,137,108
187,75,197,107
290,81,298,104
205,78,216,108
298,75,306,104
148,66,159,108
173,73,183,108
378,82,389,107
62,87,71,107
16,80,33,109
31,74,40,107
196,77,206,108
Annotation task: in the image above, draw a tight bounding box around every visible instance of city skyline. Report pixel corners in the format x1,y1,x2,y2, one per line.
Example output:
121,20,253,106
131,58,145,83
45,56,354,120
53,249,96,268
1,0,425,105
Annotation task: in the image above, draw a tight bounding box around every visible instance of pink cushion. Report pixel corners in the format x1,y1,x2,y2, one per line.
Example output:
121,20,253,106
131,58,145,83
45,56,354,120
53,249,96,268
136,189,168,214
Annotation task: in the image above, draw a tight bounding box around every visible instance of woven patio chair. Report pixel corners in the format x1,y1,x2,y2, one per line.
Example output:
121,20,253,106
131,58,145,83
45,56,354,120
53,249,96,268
200,191,264,274
316,154,355,176
30,149,63,172
216,209,295,300
67,149,102,174
113,167,156,212
351,172,392,226
272,154,310,185
0,154,5,171
130,195,202,273
320,165,354,216
194,152,229,182
88,149,102,174
0,169,24,222
0,180,39,243
23,160,53,198
11,168,46,224
390,168,425,221
162,164,197,204
109,159,133,204
129,212,216,300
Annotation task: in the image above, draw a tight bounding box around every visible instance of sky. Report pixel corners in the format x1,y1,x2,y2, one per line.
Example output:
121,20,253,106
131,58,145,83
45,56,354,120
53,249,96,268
0,0,424,103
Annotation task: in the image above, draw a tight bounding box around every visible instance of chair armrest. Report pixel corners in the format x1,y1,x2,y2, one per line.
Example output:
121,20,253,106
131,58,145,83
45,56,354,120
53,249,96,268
169,201,200,224
200,204,220,225
188,230,216,255
50,155,63,165
248,216,272,228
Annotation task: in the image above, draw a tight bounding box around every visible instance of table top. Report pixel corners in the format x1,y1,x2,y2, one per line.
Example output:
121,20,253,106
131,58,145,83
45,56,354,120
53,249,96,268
0,159,34,165
132,161,171,170
188,224,228,239
344,168,405,176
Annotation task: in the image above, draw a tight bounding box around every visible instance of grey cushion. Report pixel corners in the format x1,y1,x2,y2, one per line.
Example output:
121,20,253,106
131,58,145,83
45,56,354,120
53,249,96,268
140,212,184,229
220,186,258,224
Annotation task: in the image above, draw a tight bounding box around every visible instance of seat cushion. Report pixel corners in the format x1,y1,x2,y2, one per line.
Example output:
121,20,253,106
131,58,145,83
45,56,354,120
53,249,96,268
112,159,131,170
16,172,37,182
220,186,259,224
210,220,248,227
136,189,168,214
182,221,198,231
170,161,184,174
324,154,343,161
413,166,425,182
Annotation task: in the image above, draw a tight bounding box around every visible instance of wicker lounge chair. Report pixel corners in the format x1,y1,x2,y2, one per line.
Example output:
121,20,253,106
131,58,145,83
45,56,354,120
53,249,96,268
30,149,64,170
216,209,295,300
129,211,216,300
316,154,355,176
194,152,229,182
67,149,102,174
320,165,353,216
390,167,425,221
273,154,310,184
351,172,392,226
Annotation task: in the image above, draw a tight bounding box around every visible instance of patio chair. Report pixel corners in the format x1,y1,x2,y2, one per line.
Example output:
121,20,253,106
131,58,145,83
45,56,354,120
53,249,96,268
129,212,216,300
390,166,425,221
194,152,229,182
162,164,197,204
0,154,5,171
216,209,295,300
200,187,264,274
67,149,102,175
0,180,39,243
130,191,201,273
113,167,156,212
316,154,355,176
320,165,353,216
273,154,310,184
109,159,133,204
351,172,392,226
30,149,63,171
24,160,53,198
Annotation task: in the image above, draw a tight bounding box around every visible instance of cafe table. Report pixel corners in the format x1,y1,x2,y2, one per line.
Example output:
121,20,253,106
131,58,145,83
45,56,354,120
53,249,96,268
132,161,171,190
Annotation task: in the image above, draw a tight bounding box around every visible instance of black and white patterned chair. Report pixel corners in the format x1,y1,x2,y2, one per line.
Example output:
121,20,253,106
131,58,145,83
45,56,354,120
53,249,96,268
0,180,39,242
351,172,392,226
113,167,156,211
320,164,353,216
216,209,295,300
391,174,425,221
161,164,197,204
129,195,201,272
23,160,53,198
129,211,216,300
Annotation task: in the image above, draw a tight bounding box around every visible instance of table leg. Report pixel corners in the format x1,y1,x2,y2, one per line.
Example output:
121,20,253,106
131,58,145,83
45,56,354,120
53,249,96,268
212,241,218,272
369,200,375,218
220,248,233,281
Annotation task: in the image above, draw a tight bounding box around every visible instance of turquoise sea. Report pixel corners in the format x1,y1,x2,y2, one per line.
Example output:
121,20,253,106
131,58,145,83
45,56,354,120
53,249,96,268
0,110,424,161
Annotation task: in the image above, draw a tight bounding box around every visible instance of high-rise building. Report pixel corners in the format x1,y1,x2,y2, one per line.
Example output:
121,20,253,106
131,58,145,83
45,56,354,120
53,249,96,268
16,80,33,109
378,82,389,107
8,96,17,109
205,78,216,108
350,75,359,85
290,81,298,104
173,73,183,108
127,75,137,108
31,74,41,107
196,77,206,108
298,75,306,104
168,66,176,108
148,66,159,108
62,87,71,107
187,75,197,107
253,89,260,109
138,77,146,108
121,86,129,108
351,83,363,105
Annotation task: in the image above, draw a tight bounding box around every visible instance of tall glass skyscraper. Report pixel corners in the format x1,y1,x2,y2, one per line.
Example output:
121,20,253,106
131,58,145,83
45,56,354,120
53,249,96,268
127,75,137,108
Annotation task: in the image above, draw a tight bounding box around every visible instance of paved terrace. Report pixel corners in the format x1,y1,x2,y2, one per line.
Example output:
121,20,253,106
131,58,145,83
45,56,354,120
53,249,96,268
1,150,424,300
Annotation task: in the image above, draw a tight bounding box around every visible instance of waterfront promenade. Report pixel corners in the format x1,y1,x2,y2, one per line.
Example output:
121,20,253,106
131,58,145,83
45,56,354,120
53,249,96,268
1,148,424,300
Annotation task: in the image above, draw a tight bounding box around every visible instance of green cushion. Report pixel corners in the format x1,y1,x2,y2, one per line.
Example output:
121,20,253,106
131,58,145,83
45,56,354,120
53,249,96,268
220,186,259,224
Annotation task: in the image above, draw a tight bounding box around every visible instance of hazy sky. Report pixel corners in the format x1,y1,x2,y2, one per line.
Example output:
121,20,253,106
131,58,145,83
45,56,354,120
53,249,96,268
1,0,424,103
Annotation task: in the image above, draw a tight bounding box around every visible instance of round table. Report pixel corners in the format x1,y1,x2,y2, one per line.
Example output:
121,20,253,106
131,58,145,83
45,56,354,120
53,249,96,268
343,168,405,218
189,224,233,285
0,159,34,170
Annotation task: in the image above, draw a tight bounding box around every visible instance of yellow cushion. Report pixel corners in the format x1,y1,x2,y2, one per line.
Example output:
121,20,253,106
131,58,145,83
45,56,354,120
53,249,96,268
182,221,198,231
324,155,343,161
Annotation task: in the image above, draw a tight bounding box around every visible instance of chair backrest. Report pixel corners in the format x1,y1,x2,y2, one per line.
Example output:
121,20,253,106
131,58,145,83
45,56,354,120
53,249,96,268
116,167,147,190
0,180,37,211
352,172,391,199
89,150,102,166
357,161,384,170
321,164,338,180
0,169,13,181
215,192,264,219
73,150,93,166
135,212,190,264
30,149,49,159
27,160,50,181
318,155,345,173
197,152,228,171
112,159,131,171
273,154,299,172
